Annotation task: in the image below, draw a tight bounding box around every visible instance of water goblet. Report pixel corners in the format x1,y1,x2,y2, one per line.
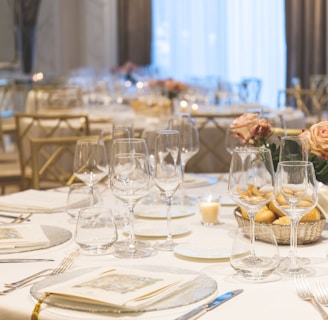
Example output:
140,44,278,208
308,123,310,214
153,129,183,251
73,138,108,207
273,161,318,276
228,147,274,264
110,138,153,258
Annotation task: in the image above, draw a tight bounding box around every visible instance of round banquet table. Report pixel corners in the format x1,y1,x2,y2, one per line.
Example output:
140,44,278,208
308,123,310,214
0,173,328,320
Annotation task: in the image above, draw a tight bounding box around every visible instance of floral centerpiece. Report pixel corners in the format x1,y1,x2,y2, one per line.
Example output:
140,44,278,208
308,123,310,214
299,121,328,185
149,78,188,100
229,113,280,168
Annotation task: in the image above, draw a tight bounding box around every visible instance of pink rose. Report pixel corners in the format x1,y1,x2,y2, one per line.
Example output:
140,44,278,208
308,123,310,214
231,113,261,142
300,121,328,159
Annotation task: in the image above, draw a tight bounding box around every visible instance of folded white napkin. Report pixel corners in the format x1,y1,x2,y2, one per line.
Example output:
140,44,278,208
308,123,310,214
0,189,70,213
0,224,49,249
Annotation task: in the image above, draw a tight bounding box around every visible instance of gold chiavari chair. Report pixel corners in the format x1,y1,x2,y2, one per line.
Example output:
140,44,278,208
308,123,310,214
15,113,90,190
30,135,99,190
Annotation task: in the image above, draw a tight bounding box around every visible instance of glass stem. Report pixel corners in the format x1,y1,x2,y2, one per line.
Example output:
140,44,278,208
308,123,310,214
249,216,256,257
89,184,94,207
165,196,173,243
127,205,136,253
288,219,299,271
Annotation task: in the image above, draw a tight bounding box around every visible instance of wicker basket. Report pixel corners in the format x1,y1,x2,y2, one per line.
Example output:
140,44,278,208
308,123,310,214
234,208,326,245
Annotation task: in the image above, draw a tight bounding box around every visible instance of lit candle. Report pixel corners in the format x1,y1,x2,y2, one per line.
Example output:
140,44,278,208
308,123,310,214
199,195,220,226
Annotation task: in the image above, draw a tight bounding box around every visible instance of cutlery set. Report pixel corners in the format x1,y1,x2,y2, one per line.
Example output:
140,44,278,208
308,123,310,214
0,213,32,224
295,275,328,319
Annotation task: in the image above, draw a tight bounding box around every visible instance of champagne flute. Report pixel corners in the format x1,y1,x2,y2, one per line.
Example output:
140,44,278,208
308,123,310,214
273,161,318,276
153,129,183,251
228,147,274,262
169,113,199,205
110,138,153,258
73,138,108,207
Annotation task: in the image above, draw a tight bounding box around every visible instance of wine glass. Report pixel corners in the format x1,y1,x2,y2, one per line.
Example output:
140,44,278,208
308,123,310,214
169,113,199,205
279,135,308,161
228,147,274,263
153,129,183,251
73,138,108,207
273,161,318,276
110,138,153,258
225,124,245,155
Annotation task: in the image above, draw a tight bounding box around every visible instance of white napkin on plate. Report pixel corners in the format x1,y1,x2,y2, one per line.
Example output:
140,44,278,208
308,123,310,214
0,189,70,213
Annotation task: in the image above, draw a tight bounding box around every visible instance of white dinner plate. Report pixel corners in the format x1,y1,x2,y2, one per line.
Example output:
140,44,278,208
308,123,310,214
183,174,218,188
134,206,194,219
128,225,190,237
174,243,238,260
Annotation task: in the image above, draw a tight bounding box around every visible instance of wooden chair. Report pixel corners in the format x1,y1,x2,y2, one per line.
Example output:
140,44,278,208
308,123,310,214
15,113,90,189
30,135,99,190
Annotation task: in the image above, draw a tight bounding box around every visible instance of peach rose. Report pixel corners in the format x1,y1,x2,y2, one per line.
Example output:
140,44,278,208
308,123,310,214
231,113,261,142
300,121,328,159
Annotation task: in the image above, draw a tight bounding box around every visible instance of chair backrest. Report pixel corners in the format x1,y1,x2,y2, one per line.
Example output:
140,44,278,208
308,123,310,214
30,135,98,190
239,78,262,103
277,87,324,124
15,113,90,189
25,85,83,113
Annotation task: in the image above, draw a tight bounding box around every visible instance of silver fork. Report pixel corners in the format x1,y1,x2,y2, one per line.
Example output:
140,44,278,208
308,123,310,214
313,281,328,306
294,274,328,320
0,250,79,294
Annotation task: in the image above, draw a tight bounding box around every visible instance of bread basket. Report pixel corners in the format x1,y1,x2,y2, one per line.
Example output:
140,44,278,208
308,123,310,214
234,207,326,245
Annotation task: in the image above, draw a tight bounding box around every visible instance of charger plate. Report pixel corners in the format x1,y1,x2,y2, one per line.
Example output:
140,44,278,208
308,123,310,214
0,225,72,254
30,265,217,314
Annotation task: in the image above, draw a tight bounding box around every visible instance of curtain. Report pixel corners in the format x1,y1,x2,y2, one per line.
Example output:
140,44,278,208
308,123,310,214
152,0,286,108
117,0,152,66
285,0,328,88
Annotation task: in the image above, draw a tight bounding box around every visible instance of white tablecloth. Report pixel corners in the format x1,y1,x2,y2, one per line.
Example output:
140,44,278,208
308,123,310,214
0,174,327,320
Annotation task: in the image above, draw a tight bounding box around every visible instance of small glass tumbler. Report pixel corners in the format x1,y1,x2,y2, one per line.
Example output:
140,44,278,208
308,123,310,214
198,195,221,226
75,207,118,255
65,183,103,221
230,225,280,281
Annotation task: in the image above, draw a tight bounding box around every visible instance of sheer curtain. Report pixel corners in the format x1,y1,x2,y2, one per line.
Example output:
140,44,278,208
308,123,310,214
152,0,286,108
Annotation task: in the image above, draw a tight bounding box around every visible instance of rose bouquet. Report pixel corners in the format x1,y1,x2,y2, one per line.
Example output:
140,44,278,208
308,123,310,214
149,78,188,99
299,121,328,184
230,113,280,168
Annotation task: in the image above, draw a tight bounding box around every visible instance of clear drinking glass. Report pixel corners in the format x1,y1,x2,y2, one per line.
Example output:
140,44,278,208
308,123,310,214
110,138,153,258
73,138,108,206
230,225,280,281
169,113,199,205
228,147,274,264
273,161,318,276
279,136,308,162
75,207,118,255
153,129,183,251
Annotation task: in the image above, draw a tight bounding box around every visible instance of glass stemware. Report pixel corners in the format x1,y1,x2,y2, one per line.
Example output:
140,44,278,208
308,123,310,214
273,161,318,276
73,138,108,207
279,135,308,162
110,138,153,258
153,129,183,251
169,113,199,205
228,147,274,263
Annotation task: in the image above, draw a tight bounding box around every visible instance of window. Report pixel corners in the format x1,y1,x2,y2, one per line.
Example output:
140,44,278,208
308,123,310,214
152,0,286,108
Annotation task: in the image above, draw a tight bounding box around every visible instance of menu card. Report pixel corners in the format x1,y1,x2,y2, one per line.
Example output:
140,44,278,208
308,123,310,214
0,224,50,249
41,267,197,310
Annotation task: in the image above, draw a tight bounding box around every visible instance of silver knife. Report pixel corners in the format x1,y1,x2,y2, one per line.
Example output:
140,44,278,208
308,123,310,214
0,259,54,263
174,289,243,320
